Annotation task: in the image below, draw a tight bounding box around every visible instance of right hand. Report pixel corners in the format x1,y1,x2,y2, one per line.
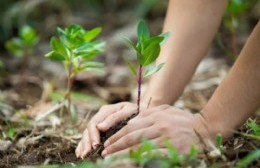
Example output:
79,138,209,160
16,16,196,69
75,102,138,159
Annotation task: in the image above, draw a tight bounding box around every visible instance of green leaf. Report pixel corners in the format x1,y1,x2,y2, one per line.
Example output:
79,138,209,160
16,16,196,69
45,51,65,61
19,25,39,46
66,24,83,38
126,60,137,76
82,67,105,74
122,36,138,52
83,27,102,42
143,36,164,49
142,43,160,66
247,119,260,136
57,27,66,37
144,63,164,77
5,38,24,57
122,36,142,63
74,41,105,60
215,133,223,150
236,150,260,168
57,27,70,47
159,32,170,45
50,37,68,57
77,51,102,61
81,61,104,68
137,20,150,40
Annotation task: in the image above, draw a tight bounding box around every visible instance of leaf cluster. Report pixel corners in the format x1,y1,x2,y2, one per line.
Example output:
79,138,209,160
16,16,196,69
5,25,39,57
45,24,105,74
128,140,200,167
124,20,169,77
247,118,260,136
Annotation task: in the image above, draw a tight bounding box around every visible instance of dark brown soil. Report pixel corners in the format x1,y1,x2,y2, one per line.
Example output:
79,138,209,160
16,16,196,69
87,113,138,161
0,135,79,168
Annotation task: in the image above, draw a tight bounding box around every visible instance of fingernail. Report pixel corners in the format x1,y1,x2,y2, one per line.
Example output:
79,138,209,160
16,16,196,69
92,142,99,150
98,121,108,129
104,140,110,147
101,150,107,157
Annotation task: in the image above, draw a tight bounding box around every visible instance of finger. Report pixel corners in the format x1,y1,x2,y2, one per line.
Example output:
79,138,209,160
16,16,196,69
88,103,125,148
80,129,92,158
103,126,159,156
104,117,153,148
75,141,82,158
92,103,126,123
97,106,137,131
88,121,101,149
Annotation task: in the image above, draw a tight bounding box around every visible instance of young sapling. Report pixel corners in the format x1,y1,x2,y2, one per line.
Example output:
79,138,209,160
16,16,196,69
45,24,105,119
124,20,169,113
5,25,39,85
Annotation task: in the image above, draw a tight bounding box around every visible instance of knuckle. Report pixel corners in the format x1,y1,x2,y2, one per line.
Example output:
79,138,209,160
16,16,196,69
107,115,116,125
157,123,170,132
124,135,135,146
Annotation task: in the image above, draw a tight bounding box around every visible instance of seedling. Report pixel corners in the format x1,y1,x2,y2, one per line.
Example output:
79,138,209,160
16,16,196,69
5,25,39,84
247,118,260,136
215,133,223,153
45,24,105,118
124,20,169,113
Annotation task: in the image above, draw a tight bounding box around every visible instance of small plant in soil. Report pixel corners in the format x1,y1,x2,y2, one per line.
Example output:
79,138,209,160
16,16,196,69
88,20,169,160
124,20,169,113
5,25,39,84
247,118,260,136
45,24,105,120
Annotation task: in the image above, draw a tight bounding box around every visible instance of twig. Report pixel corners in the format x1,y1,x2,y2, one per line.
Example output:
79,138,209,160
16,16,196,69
147,97,152,109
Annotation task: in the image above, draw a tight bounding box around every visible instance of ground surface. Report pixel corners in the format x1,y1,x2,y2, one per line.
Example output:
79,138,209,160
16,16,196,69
0,1,260,167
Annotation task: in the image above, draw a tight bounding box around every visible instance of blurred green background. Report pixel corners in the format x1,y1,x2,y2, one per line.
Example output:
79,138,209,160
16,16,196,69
0,0,259,58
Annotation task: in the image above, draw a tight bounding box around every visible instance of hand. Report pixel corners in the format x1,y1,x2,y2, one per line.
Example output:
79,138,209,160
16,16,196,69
101,105,215,157
75,102,139,159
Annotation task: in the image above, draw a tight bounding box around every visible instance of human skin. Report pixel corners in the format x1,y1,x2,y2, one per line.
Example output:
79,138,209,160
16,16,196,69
100,21,260,156
75,0,228,158
75,0,259,158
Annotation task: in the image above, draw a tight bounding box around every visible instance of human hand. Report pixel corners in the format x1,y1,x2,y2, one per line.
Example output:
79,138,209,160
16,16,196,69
75,102,139,159
101,105,215,157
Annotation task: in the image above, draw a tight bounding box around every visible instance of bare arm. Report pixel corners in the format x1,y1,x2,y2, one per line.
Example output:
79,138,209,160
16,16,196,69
142,0,228,107
101,22,260,156
200,21,260,140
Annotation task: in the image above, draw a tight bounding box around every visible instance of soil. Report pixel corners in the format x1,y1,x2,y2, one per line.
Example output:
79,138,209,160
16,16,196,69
0,130,79,168
0,1,259,167
87,113,138,161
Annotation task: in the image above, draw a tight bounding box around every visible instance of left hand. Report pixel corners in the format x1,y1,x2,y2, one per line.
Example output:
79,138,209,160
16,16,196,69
101,105,214,157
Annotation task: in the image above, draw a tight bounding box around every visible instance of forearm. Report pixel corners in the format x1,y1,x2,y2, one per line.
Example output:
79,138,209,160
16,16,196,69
142,0,227,107
202,21,260,140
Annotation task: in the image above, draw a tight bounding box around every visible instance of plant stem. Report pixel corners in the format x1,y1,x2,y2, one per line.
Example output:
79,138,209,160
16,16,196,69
65,62,74,116
137,65,143,114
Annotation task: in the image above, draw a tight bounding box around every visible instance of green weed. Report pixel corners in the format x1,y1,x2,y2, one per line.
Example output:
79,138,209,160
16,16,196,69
45,24,105,121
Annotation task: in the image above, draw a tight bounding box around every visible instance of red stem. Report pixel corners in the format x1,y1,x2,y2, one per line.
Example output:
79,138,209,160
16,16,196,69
137,65,142,113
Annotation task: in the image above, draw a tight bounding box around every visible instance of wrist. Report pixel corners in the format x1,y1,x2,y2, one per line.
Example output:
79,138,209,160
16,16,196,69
193,112,232,143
